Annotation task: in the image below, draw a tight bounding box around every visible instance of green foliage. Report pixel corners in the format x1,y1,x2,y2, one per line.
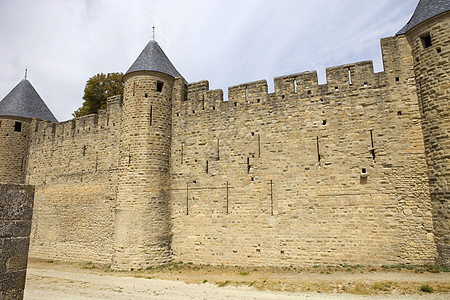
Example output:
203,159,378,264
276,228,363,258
73,72,123,117
217,280,230,287
420,284,433,293
82,261,96,269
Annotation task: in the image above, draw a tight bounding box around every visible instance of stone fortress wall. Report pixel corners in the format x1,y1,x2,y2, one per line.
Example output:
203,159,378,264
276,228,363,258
168,35,436,266
26,96,122,263
2,3,446,269
406,12,450,266
24,32,444,268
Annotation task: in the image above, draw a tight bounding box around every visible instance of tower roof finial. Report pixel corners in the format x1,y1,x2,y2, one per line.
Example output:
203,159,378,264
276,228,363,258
152,25,155,41
25,68,27,80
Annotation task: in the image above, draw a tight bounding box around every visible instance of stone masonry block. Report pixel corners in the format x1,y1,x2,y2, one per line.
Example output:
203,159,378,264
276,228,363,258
0,221,32,238
0,185,34,220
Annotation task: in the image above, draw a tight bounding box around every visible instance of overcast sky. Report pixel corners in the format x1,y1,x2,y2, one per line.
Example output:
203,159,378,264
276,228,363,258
0,0,419,121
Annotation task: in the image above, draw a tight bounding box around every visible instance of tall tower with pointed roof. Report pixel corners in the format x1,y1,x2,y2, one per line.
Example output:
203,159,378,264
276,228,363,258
112,39,183,269
0,78,57,184
397,0,450,266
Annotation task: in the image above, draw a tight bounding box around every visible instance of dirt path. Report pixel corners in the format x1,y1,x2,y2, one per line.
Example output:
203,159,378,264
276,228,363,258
24,260,450,300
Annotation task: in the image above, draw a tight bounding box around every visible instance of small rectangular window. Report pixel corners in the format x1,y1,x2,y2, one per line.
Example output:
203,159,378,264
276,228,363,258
157,81,164,92
421,33,432,48
14,121,22,132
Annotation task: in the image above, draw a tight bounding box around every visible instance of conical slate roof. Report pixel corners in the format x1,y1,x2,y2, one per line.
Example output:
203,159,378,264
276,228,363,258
397,0,450,35
0,79,58,122
125,40,183,79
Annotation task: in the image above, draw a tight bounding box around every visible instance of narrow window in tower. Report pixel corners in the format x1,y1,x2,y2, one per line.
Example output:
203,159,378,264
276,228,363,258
157,81,164,92
206,160,209,174
183,84,188,101
258,134,261,158
0,120,2,128
14,121,22,132
421,33,432,48
149,105,153,126
348,69,352,85
316,136,321,162
83,145,86,156
181,142,184,164
294,80,298,94
369,130,375,161
133,81,135,96
245,87,248,102
217,138,220,160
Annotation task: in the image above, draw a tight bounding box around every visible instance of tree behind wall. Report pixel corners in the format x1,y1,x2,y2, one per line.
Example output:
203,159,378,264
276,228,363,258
73,72,123,117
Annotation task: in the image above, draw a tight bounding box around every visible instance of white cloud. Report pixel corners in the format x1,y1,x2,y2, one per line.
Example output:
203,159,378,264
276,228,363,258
0,0,419,121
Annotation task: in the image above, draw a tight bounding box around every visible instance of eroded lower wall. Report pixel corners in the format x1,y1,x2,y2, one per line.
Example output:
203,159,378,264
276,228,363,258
0,184,34,300
169,38,436,266
27,97,122,264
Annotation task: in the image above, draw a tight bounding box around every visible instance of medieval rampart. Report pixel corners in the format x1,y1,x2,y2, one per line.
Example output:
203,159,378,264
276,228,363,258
21,28,447,267
26,96,122,263
168,35,437,266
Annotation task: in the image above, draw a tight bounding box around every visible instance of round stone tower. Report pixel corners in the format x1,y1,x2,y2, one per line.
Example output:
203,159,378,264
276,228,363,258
0,77,58,184
112,39,183,270
398,0,450,266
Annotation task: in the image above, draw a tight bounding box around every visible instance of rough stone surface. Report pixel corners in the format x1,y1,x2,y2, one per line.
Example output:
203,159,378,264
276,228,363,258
407,12,450,267
0,117,32,184
0,5,448,270
0,184,34,300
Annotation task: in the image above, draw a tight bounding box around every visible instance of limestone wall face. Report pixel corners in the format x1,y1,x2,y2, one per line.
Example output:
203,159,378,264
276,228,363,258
407,12,450,266
0,184,34,300
0,117,32,184
169,35,436,266
26,97,122,263
113,72,174,270
21,32,443,268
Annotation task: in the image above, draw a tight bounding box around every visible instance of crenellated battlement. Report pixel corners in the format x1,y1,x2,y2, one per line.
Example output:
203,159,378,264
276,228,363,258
10,1,449,269
31,95,122,144
175,59,389,118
